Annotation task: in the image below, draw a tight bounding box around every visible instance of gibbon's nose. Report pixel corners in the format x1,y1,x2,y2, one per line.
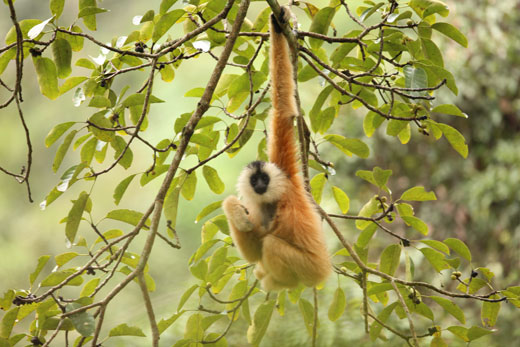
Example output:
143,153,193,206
254,183,267,194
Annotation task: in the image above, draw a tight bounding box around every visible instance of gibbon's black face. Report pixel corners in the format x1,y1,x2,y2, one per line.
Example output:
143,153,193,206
248,161,270,195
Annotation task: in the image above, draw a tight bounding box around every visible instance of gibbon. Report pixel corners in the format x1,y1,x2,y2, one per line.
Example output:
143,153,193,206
222,9,331,291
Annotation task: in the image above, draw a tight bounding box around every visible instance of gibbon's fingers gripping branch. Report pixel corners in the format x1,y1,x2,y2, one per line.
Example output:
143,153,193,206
222,8,331,291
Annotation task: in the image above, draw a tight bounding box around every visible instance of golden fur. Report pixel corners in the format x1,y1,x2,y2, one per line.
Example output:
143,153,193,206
222,9,331,291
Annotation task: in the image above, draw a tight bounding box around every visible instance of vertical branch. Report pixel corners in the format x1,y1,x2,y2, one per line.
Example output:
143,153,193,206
312,287,318,347
6,0,33,202
138,272,159,346
390,280,419,347
362,271,369,333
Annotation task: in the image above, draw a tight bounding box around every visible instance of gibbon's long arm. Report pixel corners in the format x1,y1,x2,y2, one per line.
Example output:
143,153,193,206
268,11,300,180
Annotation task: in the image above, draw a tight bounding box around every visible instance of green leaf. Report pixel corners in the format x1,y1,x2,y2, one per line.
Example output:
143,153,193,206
379,244,401,276
420,248,450,273
88,112,116,142
404,65,428,97
308,7,335,49
355,197,379,230
177,285,198,312
247,300,276,345
432,104,468,118
443,238,471,262
29,255,51,285
373,167,392,189
66,191,89,243
109,323,146,337
467,326,494,341
298,298,315,336
50,0,65,18
122,93,164,107
94,229,123,244
45,122,75,148
432,22,468,47
328,287,346,322
164,176,185,232
202,166,225,194
52,130,77,172
189,260,207,281
113,175,136,205
310,173,327,204
401,216,429,235
431,296,465,324
160,0,179,14
324,134,370,158
55,252,79,267
105,209,149,228
158,311,184,335
5,19,42,44
481,295,500,327
181,172,197,200
192,239,219,264
52,38,72,79
420,240,450,254
447,326,469,342
435,123,468,158
356,223,377,248
80,278,100,297
400,186,436,201
59,76,88,95
0,307,19,338
369,302,398,341
195,201,222,223
65,302,95,337
33,57,60,100
360,3,384,22
430,336,448,347
78,6,109,18
153,9,185,42
41,269,84,287
331,186,350,214
110,136,133,169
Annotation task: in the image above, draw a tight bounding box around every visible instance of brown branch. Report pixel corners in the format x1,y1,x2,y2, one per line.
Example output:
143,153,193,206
138,272,160,347
391,280,419,347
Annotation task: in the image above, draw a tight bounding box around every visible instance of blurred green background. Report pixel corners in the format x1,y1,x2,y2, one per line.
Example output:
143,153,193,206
0,0,518,346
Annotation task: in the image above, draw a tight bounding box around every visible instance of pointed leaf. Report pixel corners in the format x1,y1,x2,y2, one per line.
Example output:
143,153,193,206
436,123,468,158
66,191,89,243
247,300,276,345
432,22,468,47
431,296,465,324
310,173,327,204
400,186,437,201
65,302,95,337
153,10,185,42
29,255,51,286
443,238,471,262
202,166,225,194
109,323,146,337
52,38,72,78
331,186,350,214
328,287,346,322
33,57,60,100
379,244,401,276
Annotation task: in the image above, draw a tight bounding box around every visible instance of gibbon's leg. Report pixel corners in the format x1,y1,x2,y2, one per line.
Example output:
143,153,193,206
259,235,303,290
223,196,263,262
253,262,266,280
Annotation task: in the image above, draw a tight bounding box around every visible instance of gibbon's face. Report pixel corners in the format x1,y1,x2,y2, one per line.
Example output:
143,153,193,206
237,161,287,204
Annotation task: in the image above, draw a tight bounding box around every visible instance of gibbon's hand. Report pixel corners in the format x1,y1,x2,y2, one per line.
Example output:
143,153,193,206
222,196,254,233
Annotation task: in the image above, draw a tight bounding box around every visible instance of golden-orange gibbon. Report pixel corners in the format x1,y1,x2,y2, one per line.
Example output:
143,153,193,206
222,8,331,291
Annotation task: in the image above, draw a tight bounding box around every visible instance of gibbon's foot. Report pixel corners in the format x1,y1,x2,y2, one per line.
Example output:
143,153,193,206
253,263,266,280
223,196,254,232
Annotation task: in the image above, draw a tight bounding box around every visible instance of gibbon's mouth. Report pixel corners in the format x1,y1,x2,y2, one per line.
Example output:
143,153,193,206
253,185,267,195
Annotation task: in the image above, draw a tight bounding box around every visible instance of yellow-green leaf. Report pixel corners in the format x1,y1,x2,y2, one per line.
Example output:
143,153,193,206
331,186,350,214
310,173,327,204
247,300,276,345
379,244,401,276
66,191,89,243
400,186,437,201
328,287,346,322
443,238,471,262
33,57,60,100
152,9,185,42
431,296,465,324
52,38,72,79
202,166,225,194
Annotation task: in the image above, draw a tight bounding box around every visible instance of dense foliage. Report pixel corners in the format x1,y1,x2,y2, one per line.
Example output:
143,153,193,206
0,0,518,346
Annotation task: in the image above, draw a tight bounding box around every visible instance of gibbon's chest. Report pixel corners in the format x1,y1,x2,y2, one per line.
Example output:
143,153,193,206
260,202,278,230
